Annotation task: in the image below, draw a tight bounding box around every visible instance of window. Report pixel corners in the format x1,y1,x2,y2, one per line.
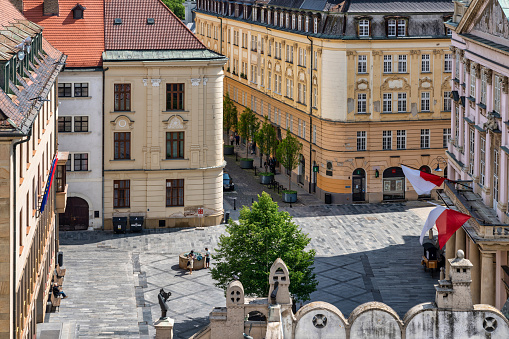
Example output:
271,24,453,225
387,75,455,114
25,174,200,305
383,55,392,73
73,153,88,171
298,119,302,137
74,83,88,97
397,19,406,36
313,51,318,70
114,132,131,160
470,66,476,98
420,129,430,149
357,93,367,113
359,19,370,37
58,116,72,132
455,52,460,79
261,68,264,87
285,79,293,99
166,132,184,159
397,93,407,112
114,84,131,111
454,107,460,142
358,55,367,73
166,179,184,207
298,15,302,30
383,93,392,112
443,91,451,111
480,136,485,186
443,128,451,148
398,55,407,73
114,180,130,208
382,131,392,150
298,83,306,104
292,14,295,29
166,83,184,110
494,75,501,113
313,17,318,33
468,128,475,176
74,116,88,132
357,131,366,151
313,87,317,108
268,71,272,90
480,69,487,104
421,54,430,72
397,130,406,149
298,48,307,67
58,83,72,97
251,65,257,84
251,35,257,51
421,92,430,111
494,148,500,202
280,12,284,27
388,19,396,36
444,54,452,72
305,16,309,32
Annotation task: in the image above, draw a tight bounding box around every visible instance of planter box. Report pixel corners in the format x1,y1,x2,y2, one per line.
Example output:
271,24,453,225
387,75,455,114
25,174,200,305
282,191,297,203
224,145,235,155
260,174,274,185
240,159,254,169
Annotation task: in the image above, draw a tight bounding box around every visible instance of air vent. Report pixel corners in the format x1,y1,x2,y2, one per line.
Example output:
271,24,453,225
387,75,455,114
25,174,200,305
147,18,155,25
114,18,122,25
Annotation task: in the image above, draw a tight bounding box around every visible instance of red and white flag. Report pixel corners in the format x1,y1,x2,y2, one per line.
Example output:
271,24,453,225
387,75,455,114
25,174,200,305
402,165,446,195
420,205,471,249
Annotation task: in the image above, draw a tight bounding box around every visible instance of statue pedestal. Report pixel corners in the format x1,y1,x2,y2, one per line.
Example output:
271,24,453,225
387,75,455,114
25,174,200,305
154,317,174,339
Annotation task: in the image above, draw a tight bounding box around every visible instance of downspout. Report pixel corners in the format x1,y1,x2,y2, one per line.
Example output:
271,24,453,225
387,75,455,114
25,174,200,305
102,67,109,230
307,36,313,193
218,17,223,55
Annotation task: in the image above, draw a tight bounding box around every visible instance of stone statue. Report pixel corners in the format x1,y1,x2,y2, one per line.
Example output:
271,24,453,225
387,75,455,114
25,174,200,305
270,280,279,304
158,288,172,319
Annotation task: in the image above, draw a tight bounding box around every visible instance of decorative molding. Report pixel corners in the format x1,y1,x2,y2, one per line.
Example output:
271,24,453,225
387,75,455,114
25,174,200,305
142,79,148,86
441,76,451,90
502,76,509,94
472,63,480,78
355,79,370,91
449,46,457,52
372,50,382,56
483,112,499,131
485,69,493,83
381,76,411,91
163,115,188,130
111,115,135,130
346,51,357,56
151,79,161,87
418,76,433,90
459,50,464,58
190,78,201,86
433,49,444,55
410,50,420,55
203,78,208,86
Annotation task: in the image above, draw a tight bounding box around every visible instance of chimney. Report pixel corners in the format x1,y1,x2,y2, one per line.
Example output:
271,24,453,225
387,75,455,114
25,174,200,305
8,0,23,12
43,0,59,16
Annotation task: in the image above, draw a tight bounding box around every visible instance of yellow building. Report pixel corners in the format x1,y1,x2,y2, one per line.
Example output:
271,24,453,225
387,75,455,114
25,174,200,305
196,0,454,203
0,2,68,337
102,0,227,230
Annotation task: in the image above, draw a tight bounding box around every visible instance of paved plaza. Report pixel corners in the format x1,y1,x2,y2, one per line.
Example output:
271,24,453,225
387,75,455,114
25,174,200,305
45,154,440,338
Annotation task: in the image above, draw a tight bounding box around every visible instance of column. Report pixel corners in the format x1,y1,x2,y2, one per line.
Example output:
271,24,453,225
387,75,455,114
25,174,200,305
468,240,480,304
485,131,492,197
455,226,466,254
445,232,456,279
480,250,496,306
496,251,507,309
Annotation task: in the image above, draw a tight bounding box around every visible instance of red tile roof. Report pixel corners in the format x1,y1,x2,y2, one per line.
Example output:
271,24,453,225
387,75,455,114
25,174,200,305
104,0,205,50
22,0,104,68
0,0,25,26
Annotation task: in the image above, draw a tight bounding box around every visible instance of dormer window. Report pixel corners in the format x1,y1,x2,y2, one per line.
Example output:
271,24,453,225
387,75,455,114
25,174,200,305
261,9,265,23
286,13,289,28
72,3,86,19
298,15,302,30
114,18,122,25
305,16,309,32
292,14,295,29
274,11,277,26
386,18,407,37
313,17,318,34
358,19,370,37
280,12,284,27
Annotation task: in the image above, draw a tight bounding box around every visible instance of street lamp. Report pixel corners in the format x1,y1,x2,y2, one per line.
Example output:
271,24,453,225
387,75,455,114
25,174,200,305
434,156,447,172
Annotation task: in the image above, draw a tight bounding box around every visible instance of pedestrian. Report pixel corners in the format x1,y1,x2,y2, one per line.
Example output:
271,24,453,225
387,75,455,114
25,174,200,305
205,247,211,268
229,134,234,146
187,250,195,275
52,283,67,299
235,134,240,145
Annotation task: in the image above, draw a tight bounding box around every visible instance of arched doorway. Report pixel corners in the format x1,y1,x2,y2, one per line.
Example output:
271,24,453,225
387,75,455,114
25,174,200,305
352,168,366,202
59,197,89,231
383,167,405,200
298,154,305,185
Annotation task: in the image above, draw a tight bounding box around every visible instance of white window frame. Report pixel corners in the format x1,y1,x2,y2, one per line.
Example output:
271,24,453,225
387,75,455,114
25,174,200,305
359,19,370,37
470,66,476,98
443,128,451,148
444,54,452,72
398,55,407,73
358,55,367,73
480,136,486,186
382,130,392,150
421,92,430,112
388,19,396,37
313,125,317,144
383,55,392,73
397,92,407,112
357,93,367,113
383,93,392,113
421,54,430,72
396,130,406,150
357,131,367,151
443,91,451,111
420,129,430,149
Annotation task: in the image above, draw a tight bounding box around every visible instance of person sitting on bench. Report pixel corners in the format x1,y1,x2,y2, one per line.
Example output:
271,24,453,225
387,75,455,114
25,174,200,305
52,283,67,299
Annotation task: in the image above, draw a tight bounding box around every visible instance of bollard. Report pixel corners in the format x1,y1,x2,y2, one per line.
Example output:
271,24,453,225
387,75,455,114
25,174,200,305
233,198,237,210
235,152,238,161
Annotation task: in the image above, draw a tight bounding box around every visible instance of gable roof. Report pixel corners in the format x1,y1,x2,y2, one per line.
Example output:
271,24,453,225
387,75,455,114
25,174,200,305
104,0,205,50
22,0,104,68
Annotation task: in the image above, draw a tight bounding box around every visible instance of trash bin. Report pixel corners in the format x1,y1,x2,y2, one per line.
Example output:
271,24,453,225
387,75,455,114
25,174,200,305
57,251,64,267
325,193,332,204
113,217,127,234
129,216,144,232
224,211,230,224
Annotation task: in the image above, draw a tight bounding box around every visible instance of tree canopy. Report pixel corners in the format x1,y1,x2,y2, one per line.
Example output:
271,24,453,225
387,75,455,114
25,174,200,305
211,192,318,301
237,108,260,158
276,132,302,191
161,0,185,20
255,116,278,169
223,92,238,136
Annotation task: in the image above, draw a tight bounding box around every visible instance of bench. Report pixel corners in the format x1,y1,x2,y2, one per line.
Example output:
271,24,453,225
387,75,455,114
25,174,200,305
53,272,63,286
49,293,61,312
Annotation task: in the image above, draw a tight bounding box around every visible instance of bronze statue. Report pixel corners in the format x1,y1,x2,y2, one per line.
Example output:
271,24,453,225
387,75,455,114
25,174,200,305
158,288,172,319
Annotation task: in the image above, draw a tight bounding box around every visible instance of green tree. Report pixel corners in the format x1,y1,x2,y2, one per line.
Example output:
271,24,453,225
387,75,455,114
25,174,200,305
255,116,277,169
276,132,302,191
237,108,260,159
211,192,317,301
223,93,238,137
161,0,185,20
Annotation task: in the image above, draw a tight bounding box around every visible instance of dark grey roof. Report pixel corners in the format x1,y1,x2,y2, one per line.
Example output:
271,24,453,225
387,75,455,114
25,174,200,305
461,33,509,53
300,0,328,11
346,0,454,13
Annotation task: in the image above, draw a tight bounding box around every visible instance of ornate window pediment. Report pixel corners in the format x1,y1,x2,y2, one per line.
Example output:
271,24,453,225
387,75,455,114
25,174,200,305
163,115,188,130
381,76,411,91
111,115,134,130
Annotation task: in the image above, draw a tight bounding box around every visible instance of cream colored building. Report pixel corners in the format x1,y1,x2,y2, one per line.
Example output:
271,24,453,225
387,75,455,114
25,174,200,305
442,0,509,311
0,2,68,337
102,0,227,230
196,0,454,203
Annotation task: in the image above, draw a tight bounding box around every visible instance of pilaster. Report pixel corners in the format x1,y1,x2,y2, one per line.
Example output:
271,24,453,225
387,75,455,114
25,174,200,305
480,250,495,306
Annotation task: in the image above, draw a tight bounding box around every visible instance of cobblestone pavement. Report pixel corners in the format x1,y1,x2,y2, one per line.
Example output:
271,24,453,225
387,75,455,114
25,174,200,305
46,153,439,338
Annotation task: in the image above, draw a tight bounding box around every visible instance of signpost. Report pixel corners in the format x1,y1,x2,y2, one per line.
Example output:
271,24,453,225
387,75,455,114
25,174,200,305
198,207,204,227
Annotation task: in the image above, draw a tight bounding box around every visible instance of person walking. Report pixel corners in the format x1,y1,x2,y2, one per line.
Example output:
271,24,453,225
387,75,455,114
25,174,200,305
205,248,211,268
235,134,240,145
229,134,234,146
187,250,195,275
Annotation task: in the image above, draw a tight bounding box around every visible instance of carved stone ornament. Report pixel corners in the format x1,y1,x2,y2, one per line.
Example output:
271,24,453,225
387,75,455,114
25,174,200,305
459,50,464,58
346,51,356,56
483,112,498,132
410,50,420,55
381,75,411,91
419,77,433,89
472,63,480,78
485,69,493,83
142,79,148,86
111,115,134,130
203,78,208,86
433,49,444,55
372,50,382,56
151,79,161,87
449,46,457,52
164,115,187,130
355,79,370,91
312,314,327,328
190,78,201,86
502,76,509,94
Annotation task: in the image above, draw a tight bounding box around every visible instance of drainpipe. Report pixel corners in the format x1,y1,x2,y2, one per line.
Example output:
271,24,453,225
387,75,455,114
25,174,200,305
217,17,223,55
102,67,109,230
307,36,313,194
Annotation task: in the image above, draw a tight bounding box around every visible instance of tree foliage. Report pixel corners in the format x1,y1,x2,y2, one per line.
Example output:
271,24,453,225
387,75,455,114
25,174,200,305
255,116,277,169
161,0,185,20
237,108,260,158
211,192,317,301
276,133,302,191
223,93,238,136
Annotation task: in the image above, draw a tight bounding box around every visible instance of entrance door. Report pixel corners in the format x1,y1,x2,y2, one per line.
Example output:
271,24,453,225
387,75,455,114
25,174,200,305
298,154,305,185
352,168,366,201
59,197,89,231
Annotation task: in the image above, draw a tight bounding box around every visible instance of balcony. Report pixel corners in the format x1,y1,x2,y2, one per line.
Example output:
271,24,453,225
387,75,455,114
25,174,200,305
56,184,68,213
443,181,509,240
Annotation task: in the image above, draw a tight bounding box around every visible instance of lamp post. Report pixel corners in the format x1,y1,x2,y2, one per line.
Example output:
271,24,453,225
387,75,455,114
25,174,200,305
433,156,447,173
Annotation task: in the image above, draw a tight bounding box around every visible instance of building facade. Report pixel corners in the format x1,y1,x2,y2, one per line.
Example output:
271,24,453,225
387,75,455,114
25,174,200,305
102,0,227,230
21,0,105,231
195,0,454,203
443,0,509,310
0,1,67,338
